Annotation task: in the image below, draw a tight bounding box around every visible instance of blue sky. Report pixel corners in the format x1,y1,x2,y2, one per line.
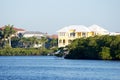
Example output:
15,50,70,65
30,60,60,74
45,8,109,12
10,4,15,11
0,0,120,34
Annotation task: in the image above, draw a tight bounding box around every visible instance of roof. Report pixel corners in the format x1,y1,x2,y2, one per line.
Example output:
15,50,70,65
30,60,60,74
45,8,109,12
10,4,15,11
57,25,91,32
23,31,47,39
89,24,108,32
23,31,45,35
0,26,25,31
14,28,25,31
48,34,58,39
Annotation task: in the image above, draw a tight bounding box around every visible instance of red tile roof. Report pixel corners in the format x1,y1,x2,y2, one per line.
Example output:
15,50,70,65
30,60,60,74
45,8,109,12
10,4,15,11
0,26,25,31
13,27,25,31
48,34,58,39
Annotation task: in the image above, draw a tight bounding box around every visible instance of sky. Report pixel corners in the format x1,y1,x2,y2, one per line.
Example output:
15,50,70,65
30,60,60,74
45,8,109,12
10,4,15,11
0,0,120,34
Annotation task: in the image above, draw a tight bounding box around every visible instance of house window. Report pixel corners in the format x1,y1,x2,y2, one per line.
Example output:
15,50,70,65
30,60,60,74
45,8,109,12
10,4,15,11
91,32,94,35
82,32,86,37
63,39,65,45
77,33,81,36
60,32,65,36
70,32,75,37
68,40,72,43
59,39,62,43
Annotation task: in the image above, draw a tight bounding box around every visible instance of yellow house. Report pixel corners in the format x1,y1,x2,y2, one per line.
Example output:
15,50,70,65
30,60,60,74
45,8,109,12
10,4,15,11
57,25,109,48
57,25,94,47
89,24,109,35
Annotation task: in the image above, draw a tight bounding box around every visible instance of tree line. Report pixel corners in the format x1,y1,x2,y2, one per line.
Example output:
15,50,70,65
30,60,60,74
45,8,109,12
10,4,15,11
0,25,58,56
65,35,120,60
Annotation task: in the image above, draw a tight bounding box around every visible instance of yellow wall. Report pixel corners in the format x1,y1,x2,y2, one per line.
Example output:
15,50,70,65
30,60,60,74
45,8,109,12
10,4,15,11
58,31,96,47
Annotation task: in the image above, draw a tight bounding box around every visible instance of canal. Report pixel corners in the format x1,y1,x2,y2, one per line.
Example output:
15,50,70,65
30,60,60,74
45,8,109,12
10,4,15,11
0,56,120,80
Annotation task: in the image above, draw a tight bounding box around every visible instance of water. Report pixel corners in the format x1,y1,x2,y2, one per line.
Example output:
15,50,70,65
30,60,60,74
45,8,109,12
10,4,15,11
0,56,120,80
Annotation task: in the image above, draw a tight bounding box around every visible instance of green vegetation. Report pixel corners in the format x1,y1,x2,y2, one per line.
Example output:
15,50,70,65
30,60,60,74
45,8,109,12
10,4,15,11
0,45,56,56
0,24,58,56
0,24,16,47
65,35,120,60
0,38,58,56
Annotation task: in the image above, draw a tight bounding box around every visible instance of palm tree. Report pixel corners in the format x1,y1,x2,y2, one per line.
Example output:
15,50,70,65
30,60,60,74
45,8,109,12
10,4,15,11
2,25,16,47
40,36,48,48
50,38,58,48
20,37,40,48
29,36,40,47
20,37,29,48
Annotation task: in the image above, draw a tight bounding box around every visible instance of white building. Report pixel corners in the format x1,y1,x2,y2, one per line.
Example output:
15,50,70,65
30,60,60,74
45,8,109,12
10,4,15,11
109,32,120,36
23,31,47,48
88,24,109,35
23,31,47,39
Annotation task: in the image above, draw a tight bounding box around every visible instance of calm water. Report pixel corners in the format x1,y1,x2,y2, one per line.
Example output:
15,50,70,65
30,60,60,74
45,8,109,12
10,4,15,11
0,56,120,80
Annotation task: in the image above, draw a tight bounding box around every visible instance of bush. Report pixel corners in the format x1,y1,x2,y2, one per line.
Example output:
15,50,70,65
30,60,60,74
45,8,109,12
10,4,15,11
0,48,39,56
65,35,120,60
99,47,112,60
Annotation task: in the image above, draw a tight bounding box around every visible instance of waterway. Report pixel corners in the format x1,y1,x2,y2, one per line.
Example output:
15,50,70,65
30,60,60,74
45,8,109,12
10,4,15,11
0,56,120,80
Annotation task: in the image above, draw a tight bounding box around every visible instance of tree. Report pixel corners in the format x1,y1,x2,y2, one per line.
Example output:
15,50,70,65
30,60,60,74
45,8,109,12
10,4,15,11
29,36,40,47
110,35,120,59
18,33,23,39
0,30,3,39
65,35,120,60
99,47,112,60
19,36,41,48
40,37,48,48
50,38,58,48
0,30,4,48
20,37,29,48
2,25,16,47
11,37,20,48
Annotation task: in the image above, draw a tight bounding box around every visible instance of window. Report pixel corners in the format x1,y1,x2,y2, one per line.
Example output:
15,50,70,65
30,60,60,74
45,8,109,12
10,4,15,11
59,32,65,36
77,32,81,37
59,39,62,43
68,40,72,43
63,39,65,45
70,32,75,37
82,32,86,37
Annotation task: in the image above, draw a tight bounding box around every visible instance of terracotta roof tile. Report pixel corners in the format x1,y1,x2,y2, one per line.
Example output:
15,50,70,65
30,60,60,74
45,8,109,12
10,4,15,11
0,26,25,31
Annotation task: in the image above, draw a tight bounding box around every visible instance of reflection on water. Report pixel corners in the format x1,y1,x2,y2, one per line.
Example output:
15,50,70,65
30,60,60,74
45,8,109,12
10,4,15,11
0,56,120,80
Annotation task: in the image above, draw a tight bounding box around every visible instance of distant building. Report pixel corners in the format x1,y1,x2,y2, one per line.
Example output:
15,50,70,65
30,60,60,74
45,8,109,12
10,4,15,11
22,31,48,48
0,26,25,37
109,32,120,36
14,27,25,34
57,25,109,48
47,34,58,39
57,25,93,47
89,24,109,35
23,31,47,39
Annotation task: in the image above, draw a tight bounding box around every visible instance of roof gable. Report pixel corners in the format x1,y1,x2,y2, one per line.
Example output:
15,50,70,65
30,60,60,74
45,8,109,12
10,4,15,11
89,24,108,32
